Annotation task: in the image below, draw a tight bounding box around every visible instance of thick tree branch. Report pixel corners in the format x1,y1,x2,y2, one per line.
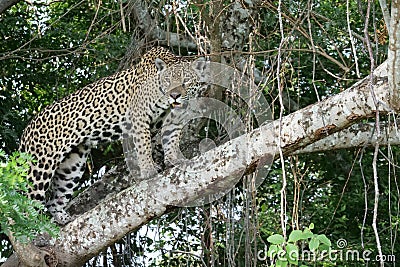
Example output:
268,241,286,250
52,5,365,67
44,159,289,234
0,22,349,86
3,232,52,267
296,120,400,154
68,117,400,219
66,120,400,220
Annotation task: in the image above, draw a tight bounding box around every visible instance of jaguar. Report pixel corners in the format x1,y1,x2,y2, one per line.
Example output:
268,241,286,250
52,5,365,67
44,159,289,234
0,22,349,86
19,46,209,224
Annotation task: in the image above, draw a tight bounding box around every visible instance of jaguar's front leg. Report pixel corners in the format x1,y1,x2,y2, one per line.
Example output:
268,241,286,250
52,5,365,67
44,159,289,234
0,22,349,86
161,110,185,167
132,114,158,180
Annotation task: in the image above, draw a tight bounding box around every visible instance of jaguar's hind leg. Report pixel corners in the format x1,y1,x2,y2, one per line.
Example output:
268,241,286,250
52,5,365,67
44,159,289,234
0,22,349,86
46,144,90,225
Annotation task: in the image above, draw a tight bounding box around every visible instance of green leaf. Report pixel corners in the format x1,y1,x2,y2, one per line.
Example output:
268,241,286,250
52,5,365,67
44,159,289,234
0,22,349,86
288,230,303,242
0,150,59,241
301,229,314,240
268,244,279,258
319,244,330,252
316,234,332,247
286,243,299,264
309,237,320,251
309,223,314,230
267,234,285,245
276,259,288,267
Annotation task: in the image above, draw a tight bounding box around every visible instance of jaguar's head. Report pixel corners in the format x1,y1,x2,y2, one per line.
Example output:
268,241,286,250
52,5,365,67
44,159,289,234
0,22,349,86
156,57,209,109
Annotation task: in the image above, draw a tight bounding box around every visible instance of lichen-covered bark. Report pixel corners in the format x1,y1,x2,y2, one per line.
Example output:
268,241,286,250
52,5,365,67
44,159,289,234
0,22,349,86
296,120,400,154
3,233,53,267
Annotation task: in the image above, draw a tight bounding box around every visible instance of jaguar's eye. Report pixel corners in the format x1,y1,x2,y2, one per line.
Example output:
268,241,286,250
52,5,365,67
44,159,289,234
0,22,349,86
163,78,171,86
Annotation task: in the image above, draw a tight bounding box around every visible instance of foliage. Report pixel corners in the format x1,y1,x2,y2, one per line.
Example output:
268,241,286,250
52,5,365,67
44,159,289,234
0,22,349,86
0,0,130,154
0,150,58,242
266,223,332,266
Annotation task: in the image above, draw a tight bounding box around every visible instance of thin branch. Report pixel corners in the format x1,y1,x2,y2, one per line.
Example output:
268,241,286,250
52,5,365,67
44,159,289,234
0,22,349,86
372,142,384,266
83,0,102,44
277,0,288,240
360,148,368,250
168,250,208,266
4,232,51,267
0,0,87,60
307,0,321,102
347,0,360,77
370,3,383,259
326,149,361,231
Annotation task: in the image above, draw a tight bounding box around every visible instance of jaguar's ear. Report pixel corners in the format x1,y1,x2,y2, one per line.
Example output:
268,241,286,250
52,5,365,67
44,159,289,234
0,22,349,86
155,58,167,72
191,57,206,72
191,57,210,81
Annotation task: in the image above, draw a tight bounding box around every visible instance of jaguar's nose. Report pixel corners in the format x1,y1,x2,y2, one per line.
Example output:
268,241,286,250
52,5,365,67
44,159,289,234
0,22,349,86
170,92,181,100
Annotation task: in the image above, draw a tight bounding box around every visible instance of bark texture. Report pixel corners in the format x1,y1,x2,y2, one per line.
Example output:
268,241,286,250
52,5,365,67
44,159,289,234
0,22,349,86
296,120,400,154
